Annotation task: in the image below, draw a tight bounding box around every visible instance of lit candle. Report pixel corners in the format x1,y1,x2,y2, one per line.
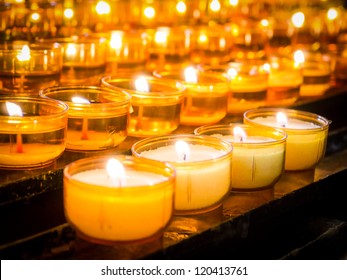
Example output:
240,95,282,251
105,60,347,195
63,155,175,243
195,124,286,190
0,97,68,168
5,102,24,153
132,134,233,214
106,30,149,74
101,74,185,137
265,54,303,106
44,37,107,85
0,42,62,94
244,108,331,171
40,85,131,151
203,62,269,116
153,67,229,125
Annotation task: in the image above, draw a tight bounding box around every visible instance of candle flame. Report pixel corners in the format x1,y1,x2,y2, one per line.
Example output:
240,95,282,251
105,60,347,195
327,8,338,21
110,31,123,50
155,28,169,45
233,126,247,142
294,50,305,65
71,96,90,104
176,1,186,14
17,45,31,62
6,102,23,117
66,44,77,56
291,11,305,28
184,66,198,83
227,67,238,79
175,140,190,161
96,0,111,15
106,158,126,187
144,6,155,19
134,76,150,92
276,112,288,127
64,8,74,19
210,0,221,12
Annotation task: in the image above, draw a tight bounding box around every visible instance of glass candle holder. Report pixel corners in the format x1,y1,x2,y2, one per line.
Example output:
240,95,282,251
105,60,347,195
132,134,233,215
104,30,149,74
63,155,175,244
40,86,131,151
153,67,229,125
194,124,286,191
145,26,192,72
190,24,233,66
0,41,62,94
44,36,107,86
266,56,303,106
101,74,185,137
299,50,331,97
0,96,68,169
244,108,331,172
203,62,269,116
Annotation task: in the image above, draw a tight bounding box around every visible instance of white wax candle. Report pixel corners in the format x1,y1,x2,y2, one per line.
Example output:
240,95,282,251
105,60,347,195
72,169,167,187
140,144,231,212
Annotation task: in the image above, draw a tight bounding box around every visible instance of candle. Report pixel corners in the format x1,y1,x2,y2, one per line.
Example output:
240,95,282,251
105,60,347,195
265,55,303,106
101,74,185,137
243,108,331,171
190,24,233,65
132,134,233,214
0,97,68,168
0,42,62,94
195,124,286,190
153,67,229,125
203,61,269,116
145,26,191,71
43,36,107,86
40,85,131,151
105,30,149,74
63,155,175,243
298,51,331,97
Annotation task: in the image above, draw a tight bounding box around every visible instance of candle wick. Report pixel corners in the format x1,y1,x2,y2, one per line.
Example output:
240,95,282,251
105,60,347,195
183,153,187,161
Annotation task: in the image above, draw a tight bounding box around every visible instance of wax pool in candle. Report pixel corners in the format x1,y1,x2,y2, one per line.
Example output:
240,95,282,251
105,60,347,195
0,97,68,168
132,135,232,213
64,156,175,242
244,109,330,171
194,125,286,190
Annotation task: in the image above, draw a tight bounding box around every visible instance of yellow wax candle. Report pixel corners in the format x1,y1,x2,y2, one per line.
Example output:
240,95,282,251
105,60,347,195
64,156,175,243
195,124,286,190
0,97,68,169
244,108,331,171
132,134,233,214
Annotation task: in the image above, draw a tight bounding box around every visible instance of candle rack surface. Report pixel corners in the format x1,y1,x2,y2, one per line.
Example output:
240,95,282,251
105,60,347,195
0,88,347,259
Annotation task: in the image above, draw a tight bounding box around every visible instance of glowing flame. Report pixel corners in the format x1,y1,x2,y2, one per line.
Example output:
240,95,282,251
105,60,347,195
110,31,123,50
229,0,239,6
6,102,23,117
31,12,40,22
71,96,90,104
17,45,31,62
210,0,221,12
291,12,305,28
233,126,247,142
294,49,305,66
64,8,74,19
155,28,169,45
327,8,338,21
227,67,238,79
198,33,208,44
184,66,198,83
134,76,150,92
66,44,77,56
144,6,155,19
176,1,186,14
96,1,111,15
175,140,190,161
276,112,288,127
106,158,126,187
